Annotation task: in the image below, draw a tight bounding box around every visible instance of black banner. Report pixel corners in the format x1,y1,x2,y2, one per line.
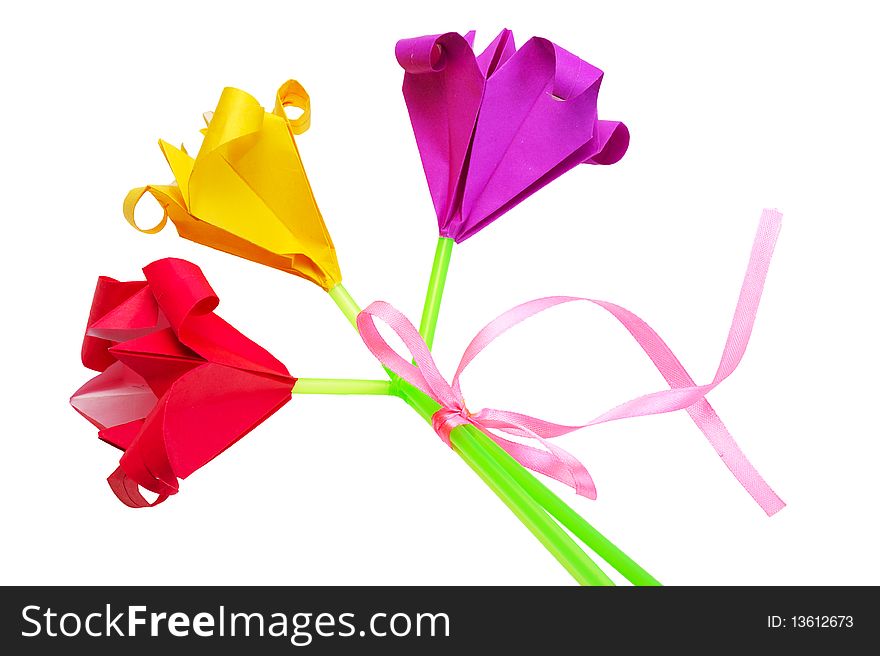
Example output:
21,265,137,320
0,586,873,653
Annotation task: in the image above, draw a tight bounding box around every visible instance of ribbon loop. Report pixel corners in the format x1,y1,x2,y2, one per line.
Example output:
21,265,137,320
357,301,460,409
431,407,469,445
357,210,786,515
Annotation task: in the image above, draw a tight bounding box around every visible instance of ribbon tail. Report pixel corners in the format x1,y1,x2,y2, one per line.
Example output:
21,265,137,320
584,210,785,514
477,426,597,499
686,399,785,515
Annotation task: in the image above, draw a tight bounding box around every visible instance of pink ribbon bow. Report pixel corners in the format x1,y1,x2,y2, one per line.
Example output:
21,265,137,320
357,210,785,515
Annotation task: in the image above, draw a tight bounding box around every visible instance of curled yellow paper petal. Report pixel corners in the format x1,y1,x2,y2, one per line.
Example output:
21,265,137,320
124,81,341,290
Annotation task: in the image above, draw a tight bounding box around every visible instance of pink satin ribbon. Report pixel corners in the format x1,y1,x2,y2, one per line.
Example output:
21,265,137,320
357,209,785,515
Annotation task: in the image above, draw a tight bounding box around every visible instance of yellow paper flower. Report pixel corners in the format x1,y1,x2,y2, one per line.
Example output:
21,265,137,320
124,81,342,290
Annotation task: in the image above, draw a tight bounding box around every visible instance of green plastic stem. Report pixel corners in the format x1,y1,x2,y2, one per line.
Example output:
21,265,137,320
418,237,454,349
293,378,393,395
488,444,661,586
328,283,362,328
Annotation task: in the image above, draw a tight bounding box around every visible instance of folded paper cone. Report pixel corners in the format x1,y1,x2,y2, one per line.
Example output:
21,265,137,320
71,258,296,507
124,81,342,290
397,29,629,242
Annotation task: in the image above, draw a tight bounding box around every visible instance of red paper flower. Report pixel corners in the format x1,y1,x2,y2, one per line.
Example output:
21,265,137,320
70,258,296,507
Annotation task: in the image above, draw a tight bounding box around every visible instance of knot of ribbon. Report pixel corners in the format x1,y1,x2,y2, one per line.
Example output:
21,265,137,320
357,209,786,515
430,403,472,443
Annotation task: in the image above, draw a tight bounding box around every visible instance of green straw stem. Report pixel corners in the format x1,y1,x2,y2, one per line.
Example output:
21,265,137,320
293,378,393,395
328,283,362,328
417,237,454,349
451,429,610,586
482,439,661,586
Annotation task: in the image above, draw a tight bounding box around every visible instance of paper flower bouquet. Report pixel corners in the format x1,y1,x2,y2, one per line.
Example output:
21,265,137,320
72,29,785,585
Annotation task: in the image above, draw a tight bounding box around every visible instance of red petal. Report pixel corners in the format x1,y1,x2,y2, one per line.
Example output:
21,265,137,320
70,362,157,431
116,362,292,493
81,277,150,372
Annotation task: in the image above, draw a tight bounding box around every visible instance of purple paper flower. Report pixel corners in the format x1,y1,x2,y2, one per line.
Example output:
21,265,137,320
397,29,629,242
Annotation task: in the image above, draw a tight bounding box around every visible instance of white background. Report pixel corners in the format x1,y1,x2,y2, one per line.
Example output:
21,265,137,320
2,1,878,586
